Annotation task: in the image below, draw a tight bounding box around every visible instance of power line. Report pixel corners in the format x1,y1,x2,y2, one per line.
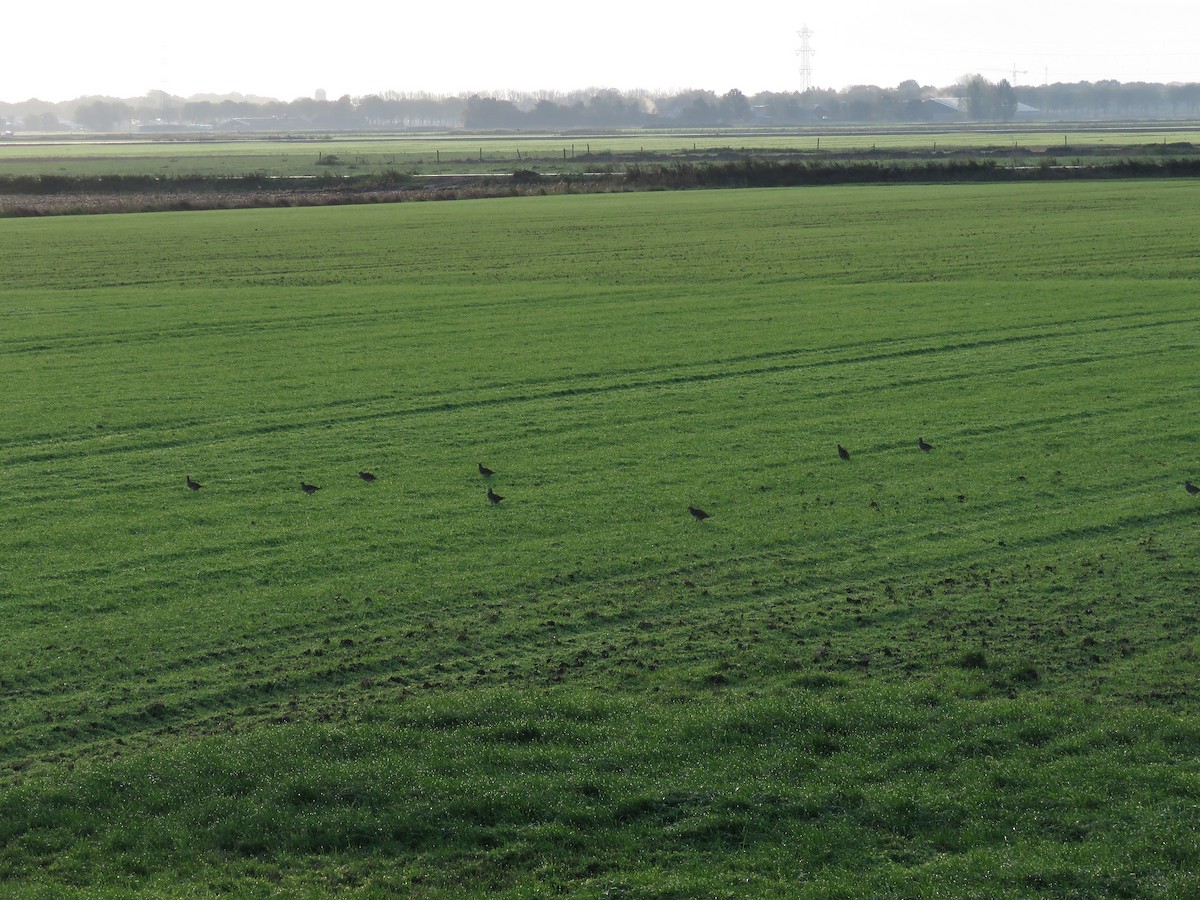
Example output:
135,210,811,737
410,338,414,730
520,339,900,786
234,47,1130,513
796,25,815,92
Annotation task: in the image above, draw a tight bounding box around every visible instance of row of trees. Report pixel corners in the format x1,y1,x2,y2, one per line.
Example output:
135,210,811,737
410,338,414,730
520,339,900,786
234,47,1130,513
460,89,757,129
1025,80,1200,118
961,77,1018,122
5,79,1200,132
447,79,1200,126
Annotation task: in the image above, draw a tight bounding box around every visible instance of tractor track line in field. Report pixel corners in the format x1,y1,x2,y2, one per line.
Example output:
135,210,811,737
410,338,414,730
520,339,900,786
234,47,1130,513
1,313,1193,467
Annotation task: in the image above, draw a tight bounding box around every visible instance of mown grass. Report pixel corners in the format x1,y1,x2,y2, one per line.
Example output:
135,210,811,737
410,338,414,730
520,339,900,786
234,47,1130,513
2,691,1197,898
1,180,1199,895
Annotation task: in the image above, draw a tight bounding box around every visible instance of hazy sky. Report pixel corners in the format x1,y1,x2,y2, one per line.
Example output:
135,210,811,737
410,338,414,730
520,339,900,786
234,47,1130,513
6,1,1197,103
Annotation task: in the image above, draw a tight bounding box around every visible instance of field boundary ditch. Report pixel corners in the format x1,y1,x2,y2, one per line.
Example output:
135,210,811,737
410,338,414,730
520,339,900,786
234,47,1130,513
2,156,1200,216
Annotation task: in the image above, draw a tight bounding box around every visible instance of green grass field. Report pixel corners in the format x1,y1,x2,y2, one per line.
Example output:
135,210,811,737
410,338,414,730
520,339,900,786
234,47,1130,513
1,181,1199,896
2,126,1199,177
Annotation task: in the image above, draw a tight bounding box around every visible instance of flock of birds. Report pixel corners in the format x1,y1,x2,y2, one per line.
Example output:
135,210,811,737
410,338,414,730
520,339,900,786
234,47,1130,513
185,437,1200,516
186,462,509,504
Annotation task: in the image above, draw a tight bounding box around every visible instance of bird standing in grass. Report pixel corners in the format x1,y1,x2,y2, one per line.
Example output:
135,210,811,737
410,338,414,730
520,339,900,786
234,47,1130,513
301,481,320,494
918,437,933,452
487,487,504,505
186,476,202,491
1187,480,1199,495
358,471,376,482
689,506,710,521
838,443,850,461
478,463,494,477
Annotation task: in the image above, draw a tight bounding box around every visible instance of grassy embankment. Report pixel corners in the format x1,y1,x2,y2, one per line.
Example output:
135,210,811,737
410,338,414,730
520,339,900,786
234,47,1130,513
1,181,1198,896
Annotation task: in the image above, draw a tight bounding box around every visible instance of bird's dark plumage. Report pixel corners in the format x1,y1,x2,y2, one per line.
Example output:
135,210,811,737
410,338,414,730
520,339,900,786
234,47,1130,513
478,463,494,477
838,443,850,461
186,475,202,491
301,481,320,494
358,471,376,482
918,437,933,452
487,487,504,504
1187,480,1199,495
688,505,710,521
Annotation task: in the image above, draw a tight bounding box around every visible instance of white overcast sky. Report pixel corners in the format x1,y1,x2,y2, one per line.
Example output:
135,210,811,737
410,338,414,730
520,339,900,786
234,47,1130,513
5,1,1197,103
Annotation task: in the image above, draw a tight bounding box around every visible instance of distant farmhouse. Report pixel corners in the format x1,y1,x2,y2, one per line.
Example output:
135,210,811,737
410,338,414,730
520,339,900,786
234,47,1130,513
137,122,212,133
923,97,1040,121
137,117,312,133
217,117,313,133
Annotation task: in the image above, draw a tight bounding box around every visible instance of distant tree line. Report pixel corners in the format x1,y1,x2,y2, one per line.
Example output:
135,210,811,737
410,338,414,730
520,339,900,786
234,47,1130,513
4,78,1200,133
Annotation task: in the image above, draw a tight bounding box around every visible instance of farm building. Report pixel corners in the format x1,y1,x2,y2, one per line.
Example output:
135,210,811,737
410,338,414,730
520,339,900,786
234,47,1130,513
217,116,311,133
922,97,1040,121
